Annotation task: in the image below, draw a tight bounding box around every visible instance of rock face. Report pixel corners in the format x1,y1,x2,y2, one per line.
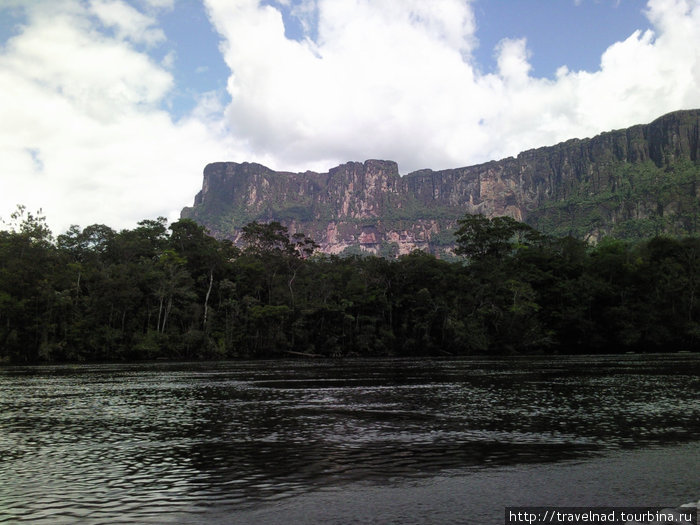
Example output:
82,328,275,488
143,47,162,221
182,109,700,254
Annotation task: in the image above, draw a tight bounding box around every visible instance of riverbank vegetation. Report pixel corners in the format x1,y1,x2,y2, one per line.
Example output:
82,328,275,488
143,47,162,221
1,206,699,363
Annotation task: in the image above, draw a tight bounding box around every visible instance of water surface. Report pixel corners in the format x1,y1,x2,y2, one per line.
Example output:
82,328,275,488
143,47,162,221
1,354,698,524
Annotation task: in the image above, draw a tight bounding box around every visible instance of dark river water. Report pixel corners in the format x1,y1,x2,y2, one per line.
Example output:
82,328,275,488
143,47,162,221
1,355,698,524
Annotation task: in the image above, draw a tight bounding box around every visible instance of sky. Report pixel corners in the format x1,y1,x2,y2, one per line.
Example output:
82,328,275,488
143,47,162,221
1,0,700,234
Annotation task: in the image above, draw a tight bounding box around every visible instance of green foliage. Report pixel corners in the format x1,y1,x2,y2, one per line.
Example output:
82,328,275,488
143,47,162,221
2,205,54,246
454,214,545,261
2,209,699,363
378,242,400,258
529,160,700,240
241,221,318,258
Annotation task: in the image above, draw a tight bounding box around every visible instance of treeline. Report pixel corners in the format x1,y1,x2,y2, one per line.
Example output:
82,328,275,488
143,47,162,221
1,207,699,363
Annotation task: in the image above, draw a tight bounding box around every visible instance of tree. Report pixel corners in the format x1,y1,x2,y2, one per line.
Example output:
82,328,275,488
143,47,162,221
454,214,542,261
108,217,168,263
0,206,57,362
152,249,193,335
240,221,318,258
169,219,238,331
241,221,293,255
240,221,318,307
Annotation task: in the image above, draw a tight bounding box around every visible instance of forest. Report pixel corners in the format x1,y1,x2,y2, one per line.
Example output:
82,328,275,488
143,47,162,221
1,206,699,363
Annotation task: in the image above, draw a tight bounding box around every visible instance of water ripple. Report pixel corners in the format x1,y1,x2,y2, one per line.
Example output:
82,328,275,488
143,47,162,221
1,355,699,523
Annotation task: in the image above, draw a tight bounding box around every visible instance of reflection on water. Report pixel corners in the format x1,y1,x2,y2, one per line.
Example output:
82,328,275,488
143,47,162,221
1,355,698,523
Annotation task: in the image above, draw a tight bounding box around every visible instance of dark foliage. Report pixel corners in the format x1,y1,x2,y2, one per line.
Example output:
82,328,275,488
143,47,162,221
2,208,699,363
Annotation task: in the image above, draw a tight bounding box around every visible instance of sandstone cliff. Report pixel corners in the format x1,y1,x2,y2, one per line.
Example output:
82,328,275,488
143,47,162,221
182,109,700,254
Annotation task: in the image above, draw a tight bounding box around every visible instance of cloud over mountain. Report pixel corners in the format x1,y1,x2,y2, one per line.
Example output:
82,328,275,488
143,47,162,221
206,0,700,173
1,0,699,233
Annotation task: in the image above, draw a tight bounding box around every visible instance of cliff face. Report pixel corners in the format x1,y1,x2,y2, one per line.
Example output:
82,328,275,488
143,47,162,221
182,109,700,253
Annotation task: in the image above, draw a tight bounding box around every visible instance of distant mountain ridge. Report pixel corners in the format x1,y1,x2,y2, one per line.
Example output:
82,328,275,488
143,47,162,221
182,109,700,254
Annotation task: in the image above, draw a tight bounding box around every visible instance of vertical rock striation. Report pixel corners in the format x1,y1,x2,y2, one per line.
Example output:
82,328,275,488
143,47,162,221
182,109,700,253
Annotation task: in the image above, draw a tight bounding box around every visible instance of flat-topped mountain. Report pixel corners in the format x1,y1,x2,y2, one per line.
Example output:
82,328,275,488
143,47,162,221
182,109,700,255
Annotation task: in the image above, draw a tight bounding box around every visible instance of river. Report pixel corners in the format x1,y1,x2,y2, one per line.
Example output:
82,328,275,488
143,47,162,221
1,354,698,524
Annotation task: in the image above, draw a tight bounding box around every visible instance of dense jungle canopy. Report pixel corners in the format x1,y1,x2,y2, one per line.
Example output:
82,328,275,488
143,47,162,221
1,207,699,363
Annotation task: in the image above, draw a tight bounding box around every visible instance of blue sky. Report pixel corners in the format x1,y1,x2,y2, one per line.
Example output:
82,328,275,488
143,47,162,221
157,1,230,119
472,1,651,76
0,0,698,233
151,0,652,116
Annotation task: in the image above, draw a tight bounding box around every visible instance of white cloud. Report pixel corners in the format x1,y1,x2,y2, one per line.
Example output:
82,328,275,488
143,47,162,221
89,0,166,46
2,0,700,235
0,1,235,233
204,0,483,171
204,0,700,174
495,38,532,85
139,0,174,9
3,11,172,118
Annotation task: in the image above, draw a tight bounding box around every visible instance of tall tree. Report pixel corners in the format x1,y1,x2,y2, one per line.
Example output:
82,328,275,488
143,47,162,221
454,214,543,261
